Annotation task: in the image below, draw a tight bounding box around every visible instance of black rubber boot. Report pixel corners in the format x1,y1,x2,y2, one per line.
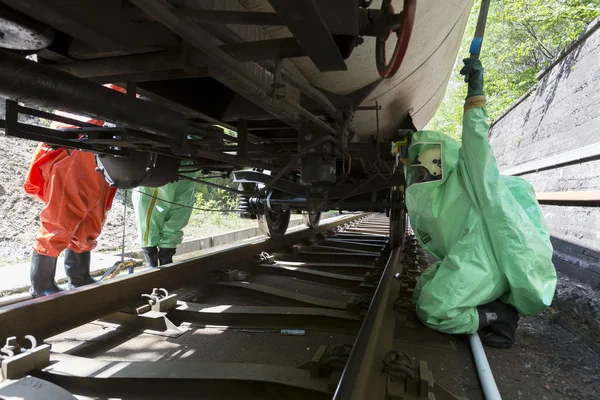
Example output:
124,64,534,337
64,249,95,289
158,247,177,266
29,252,63,298
142,246,159,268
477,300,520,349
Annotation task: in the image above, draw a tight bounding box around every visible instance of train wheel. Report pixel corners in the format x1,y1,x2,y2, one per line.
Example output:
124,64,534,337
389,207,406,248
389,186,406,248
258,210,291,239
302,211,321,229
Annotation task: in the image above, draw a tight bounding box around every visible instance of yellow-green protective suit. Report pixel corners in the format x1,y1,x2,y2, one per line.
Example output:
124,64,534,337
406,96,557,334
132,177,195,249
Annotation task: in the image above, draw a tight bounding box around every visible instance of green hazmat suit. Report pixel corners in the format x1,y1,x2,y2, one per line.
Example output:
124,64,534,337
132,177,196,249
406,96,557,334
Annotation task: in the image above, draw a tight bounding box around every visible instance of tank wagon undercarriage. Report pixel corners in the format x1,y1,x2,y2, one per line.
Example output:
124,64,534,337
0,0,470,239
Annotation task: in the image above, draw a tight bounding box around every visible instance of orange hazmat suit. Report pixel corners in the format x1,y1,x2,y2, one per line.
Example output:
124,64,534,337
24,119,116,257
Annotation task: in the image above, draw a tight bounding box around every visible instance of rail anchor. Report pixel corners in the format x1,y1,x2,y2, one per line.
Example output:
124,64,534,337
384,350,459,400
97,289,188,338
0,335,50,380
300,344,354,392
347,295,372,316
141,288,179,313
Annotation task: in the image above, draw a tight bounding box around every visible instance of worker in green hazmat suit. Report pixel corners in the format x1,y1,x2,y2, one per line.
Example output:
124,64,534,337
405,58,557,349
132,174,195,268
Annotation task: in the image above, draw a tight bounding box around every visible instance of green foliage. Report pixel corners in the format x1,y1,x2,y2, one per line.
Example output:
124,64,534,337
186,175,252,234
192,176,238,211
426,0,600,138
187,175,256,234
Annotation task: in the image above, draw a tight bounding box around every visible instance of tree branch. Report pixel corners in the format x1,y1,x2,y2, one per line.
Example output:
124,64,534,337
520,21,556,61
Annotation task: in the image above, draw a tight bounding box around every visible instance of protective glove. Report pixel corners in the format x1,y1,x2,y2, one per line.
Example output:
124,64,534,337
460,58,484,98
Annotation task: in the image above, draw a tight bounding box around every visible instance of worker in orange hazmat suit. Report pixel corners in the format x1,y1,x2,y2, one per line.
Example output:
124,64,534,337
23,85,125,297
24,118,116,297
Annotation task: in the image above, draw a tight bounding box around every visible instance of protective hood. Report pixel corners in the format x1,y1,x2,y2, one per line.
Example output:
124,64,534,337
405,131,461,187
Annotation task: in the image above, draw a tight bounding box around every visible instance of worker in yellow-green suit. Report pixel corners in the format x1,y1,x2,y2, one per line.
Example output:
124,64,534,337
405,58,557,349
132,175,195,268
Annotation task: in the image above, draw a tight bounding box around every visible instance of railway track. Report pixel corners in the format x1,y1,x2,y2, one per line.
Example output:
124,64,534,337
0,213,483,399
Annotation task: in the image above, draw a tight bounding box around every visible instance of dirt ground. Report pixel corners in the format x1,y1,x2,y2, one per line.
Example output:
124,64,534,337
482,271,600,400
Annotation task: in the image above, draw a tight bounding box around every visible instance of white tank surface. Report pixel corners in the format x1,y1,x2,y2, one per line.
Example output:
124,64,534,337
236,0,473,141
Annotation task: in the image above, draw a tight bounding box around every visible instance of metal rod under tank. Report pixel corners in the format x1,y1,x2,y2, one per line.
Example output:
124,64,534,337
0,50,187,139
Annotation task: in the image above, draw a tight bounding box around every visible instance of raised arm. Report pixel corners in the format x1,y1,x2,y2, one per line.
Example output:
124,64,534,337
458,59,501,207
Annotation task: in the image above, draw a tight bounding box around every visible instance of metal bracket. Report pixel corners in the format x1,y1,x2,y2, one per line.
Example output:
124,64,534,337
364,270,382,285
98,289,189,338
346,295,372,316
305,344,353,392
383,351,459,400
397,271,417,290
0,336,51,380
221,269,249,282
393,297,414,322
2,100,126,156
383,349,417,399
257,252,275,265
170,134,192,156
141,288,178,313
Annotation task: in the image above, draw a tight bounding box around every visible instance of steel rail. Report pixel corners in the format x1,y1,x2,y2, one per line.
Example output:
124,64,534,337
0,293,32,307
131,0,340,138
333,245,403,400
0,214,367,345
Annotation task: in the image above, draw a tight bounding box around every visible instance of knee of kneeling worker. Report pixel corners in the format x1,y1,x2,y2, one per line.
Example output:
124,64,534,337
414,298,479,334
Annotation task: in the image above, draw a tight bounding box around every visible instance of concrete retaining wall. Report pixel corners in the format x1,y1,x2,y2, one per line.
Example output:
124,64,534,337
488,19,600,286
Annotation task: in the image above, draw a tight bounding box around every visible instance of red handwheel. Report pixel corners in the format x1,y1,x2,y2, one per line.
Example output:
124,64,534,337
376,0,416,78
